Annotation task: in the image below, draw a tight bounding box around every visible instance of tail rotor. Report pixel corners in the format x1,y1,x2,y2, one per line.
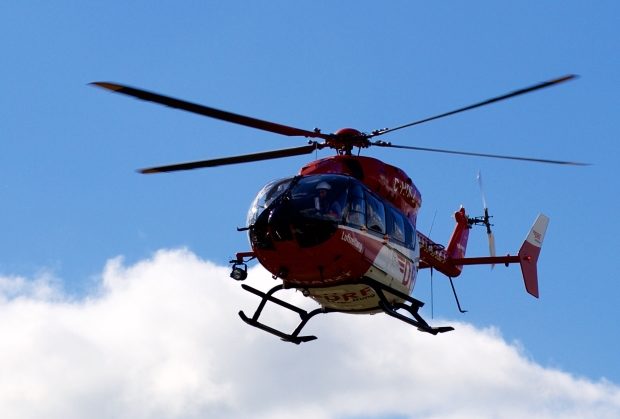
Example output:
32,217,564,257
468,171,496,266
477,171,496,259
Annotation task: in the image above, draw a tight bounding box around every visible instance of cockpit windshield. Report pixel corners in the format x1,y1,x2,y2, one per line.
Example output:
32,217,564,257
247,177,294,226
290,175,349,222
247,173,417,250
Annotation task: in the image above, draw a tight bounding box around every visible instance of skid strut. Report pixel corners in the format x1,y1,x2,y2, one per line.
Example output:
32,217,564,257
238,277,453,344
238,284,333,344
359,278,454,335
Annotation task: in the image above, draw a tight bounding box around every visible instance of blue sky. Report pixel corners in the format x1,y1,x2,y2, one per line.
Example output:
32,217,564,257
1,1,619,417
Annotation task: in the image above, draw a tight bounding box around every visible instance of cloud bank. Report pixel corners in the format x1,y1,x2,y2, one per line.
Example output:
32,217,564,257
0,249,618,419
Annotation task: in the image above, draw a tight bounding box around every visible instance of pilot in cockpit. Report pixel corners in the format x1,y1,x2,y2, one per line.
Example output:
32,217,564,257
315,181,342,220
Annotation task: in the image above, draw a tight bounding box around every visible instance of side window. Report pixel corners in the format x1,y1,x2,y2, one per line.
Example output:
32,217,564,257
404,218,416,249
346,185,366,227
389,208,406,244
365,193,386,234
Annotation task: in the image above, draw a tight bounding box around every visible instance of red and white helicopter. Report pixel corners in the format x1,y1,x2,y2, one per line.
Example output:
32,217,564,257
92,75,585,344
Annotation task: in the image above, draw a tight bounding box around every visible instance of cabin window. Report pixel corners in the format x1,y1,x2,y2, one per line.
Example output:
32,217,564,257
365,192,386,234
404,218,416,250
346,184,366,227
388,208,406,244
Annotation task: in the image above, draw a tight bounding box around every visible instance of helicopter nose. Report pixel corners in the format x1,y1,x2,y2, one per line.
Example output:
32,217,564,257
270,202,337,247
250,199,338,250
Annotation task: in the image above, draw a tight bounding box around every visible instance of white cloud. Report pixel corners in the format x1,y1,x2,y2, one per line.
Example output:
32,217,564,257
0,248,618,419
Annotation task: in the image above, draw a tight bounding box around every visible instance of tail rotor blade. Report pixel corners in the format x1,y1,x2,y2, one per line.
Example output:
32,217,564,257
477,171,488,210
477,172,496,265
488,231,496,269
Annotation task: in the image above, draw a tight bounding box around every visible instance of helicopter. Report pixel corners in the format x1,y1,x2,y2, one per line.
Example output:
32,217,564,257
91,75,585,344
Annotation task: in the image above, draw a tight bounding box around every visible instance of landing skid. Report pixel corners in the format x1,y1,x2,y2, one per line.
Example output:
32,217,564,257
238,278,453,344
361,278,454,335
238,284,331,344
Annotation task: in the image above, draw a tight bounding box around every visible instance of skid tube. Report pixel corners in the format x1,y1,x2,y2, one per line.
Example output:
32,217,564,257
238,277,452,344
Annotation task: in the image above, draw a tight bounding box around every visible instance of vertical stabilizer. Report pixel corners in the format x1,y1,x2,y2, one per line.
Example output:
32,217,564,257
518,214,549,298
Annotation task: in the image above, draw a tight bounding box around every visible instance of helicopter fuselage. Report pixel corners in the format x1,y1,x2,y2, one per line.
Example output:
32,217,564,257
247,155,423,312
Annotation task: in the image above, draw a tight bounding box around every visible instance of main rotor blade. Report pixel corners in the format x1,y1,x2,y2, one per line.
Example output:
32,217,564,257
373,142,589,166
91,82,330,140
371,75,577,137
139,142,324,174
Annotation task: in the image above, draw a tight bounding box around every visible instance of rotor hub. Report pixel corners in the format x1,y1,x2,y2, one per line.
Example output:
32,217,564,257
329,128,369,154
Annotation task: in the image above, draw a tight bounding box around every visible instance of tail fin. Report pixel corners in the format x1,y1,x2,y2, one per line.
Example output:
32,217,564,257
446,208,470,274
518,214,549,298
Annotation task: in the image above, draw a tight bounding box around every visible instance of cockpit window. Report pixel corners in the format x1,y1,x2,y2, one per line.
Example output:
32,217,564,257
247,177,294,226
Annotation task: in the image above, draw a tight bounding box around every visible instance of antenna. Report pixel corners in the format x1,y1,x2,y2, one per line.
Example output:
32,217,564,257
427,209,438,319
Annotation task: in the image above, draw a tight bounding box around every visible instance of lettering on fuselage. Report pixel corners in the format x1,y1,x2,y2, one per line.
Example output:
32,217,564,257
341,231,363,253
456,242,466,257
398,254,414,287
316,286,375,303
418,234,448,263
392,177,416,202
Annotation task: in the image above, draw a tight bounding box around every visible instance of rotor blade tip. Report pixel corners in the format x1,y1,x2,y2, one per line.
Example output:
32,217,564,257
138,168,160,174
562,160,590,166
554,74,579,84
90,82,122,91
